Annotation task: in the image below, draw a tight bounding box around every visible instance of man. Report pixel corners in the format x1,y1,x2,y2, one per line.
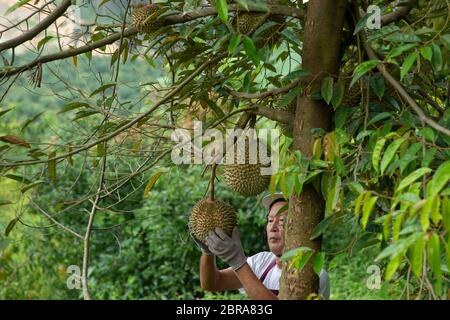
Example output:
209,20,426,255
191,193,330,300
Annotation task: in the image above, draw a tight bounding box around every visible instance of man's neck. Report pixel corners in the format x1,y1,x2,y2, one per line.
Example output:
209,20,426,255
275,256,282,269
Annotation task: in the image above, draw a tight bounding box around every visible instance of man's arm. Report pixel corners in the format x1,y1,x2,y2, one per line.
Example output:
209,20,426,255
205,228,279,300
199,255,242,291
234,263,278,300
200,255,277,299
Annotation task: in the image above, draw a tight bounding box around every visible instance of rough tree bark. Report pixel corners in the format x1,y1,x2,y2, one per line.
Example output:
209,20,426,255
279,0,348,300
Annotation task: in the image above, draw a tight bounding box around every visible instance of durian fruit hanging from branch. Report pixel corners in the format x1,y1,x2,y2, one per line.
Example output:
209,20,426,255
339,64,401,108
208,0,286,44
189,164,237,243
131,1,165,34
222,122,271,197
273,99,295,138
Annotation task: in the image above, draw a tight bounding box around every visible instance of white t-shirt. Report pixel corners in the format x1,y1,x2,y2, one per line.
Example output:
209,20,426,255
241,251,331,299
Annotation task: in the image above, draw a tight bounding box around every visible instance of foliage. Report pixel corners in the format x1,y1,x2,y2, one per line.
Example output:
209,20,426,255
0,0,449,300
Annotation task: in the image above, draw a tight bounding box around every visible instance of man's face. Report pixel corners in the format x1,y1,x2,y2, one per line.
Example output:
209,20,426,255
266,201,287,257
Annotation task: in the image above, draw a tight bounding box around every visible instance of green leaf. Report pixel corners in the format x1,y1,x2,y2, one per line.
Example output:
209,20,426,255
280,246,312,262
97,142,105,157
372,138,386,174
89,83,116,98
37,36,54,51
331,81,344,109
334,156,346,176
279,87,301,107
280,29,302,46
73,110,99,121
385,255,401,281
376,232,423,261
399,142,422,173
354,191,368,217
443,197,450,232
396,167,432,193
325,175,341,214
283,69,310,81
294,251,314,271
310,215,334,240
4,174,31,184
5,0,31,15
0,108,13,119
428,161,450,197
422,148,437,167
234,0,249,11
21,112,44,132
20,180,45,193
427,233,442,295
216,0,229,24
420,45,433,62
58,101,90,114
380,138,405,175
48,151,57,183
228,34,241,54
243,36,260,67
269,174,279,200
313,252,325,276
411,236,425,278
0,200,13,207
321,77,334,104
385,32,421,43
387,43,418,60
361,196,378,229
370,75,385,99
353,12,370,35
5,218,19,236
143,172,164,198
421,195,437,231
350,60,380,87
368,112,392,126
400,51,418,80
99,0,111,9
431,43,442,71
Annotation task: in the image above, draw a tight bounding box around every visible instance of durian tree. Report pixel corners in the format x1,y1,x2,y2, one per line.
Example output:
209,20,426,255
0,0,449,300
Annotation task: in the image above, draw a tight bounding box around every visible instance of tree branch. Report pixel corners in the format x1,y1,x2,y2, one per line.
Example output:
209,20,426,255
0,52,226,168
227,78,302,99
0,0,72,53
361,32,450,137
0,27,138,78
381,0,417,26
82,143,107,300
254,105,291,124
0,4,305,78
166,4,305,24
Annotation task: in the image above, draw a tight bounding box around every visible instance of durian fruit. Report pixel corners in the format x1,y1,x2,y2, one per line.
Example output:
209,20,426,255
278,100,296,138
233,0,285,45
189,198,237,243
223,136,271,196
131,3,164,34
340,75,361,107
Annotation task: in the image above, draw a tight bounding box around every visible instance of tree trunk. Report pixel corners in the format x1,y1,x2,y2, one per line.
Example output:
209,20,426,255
279,0,348,300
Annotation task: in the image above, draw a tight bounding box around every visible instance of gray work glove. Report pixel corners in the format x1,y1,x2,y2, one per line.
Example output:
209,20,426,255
206,227,247,271
190,232,213,255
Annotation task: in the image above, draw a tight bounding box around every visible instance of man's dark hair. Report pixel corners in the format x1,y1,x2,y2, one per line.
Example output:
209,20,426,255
267,198,288,217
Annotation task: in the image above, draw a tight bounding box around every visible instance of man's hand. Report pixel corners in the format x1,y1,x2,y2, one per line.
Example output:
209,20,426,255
206,227,247,271
190,232,213,255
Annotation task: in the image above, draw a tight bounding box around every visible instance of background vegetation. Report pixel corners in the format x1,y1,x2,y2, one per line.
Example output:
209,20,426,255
0,0,449,300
